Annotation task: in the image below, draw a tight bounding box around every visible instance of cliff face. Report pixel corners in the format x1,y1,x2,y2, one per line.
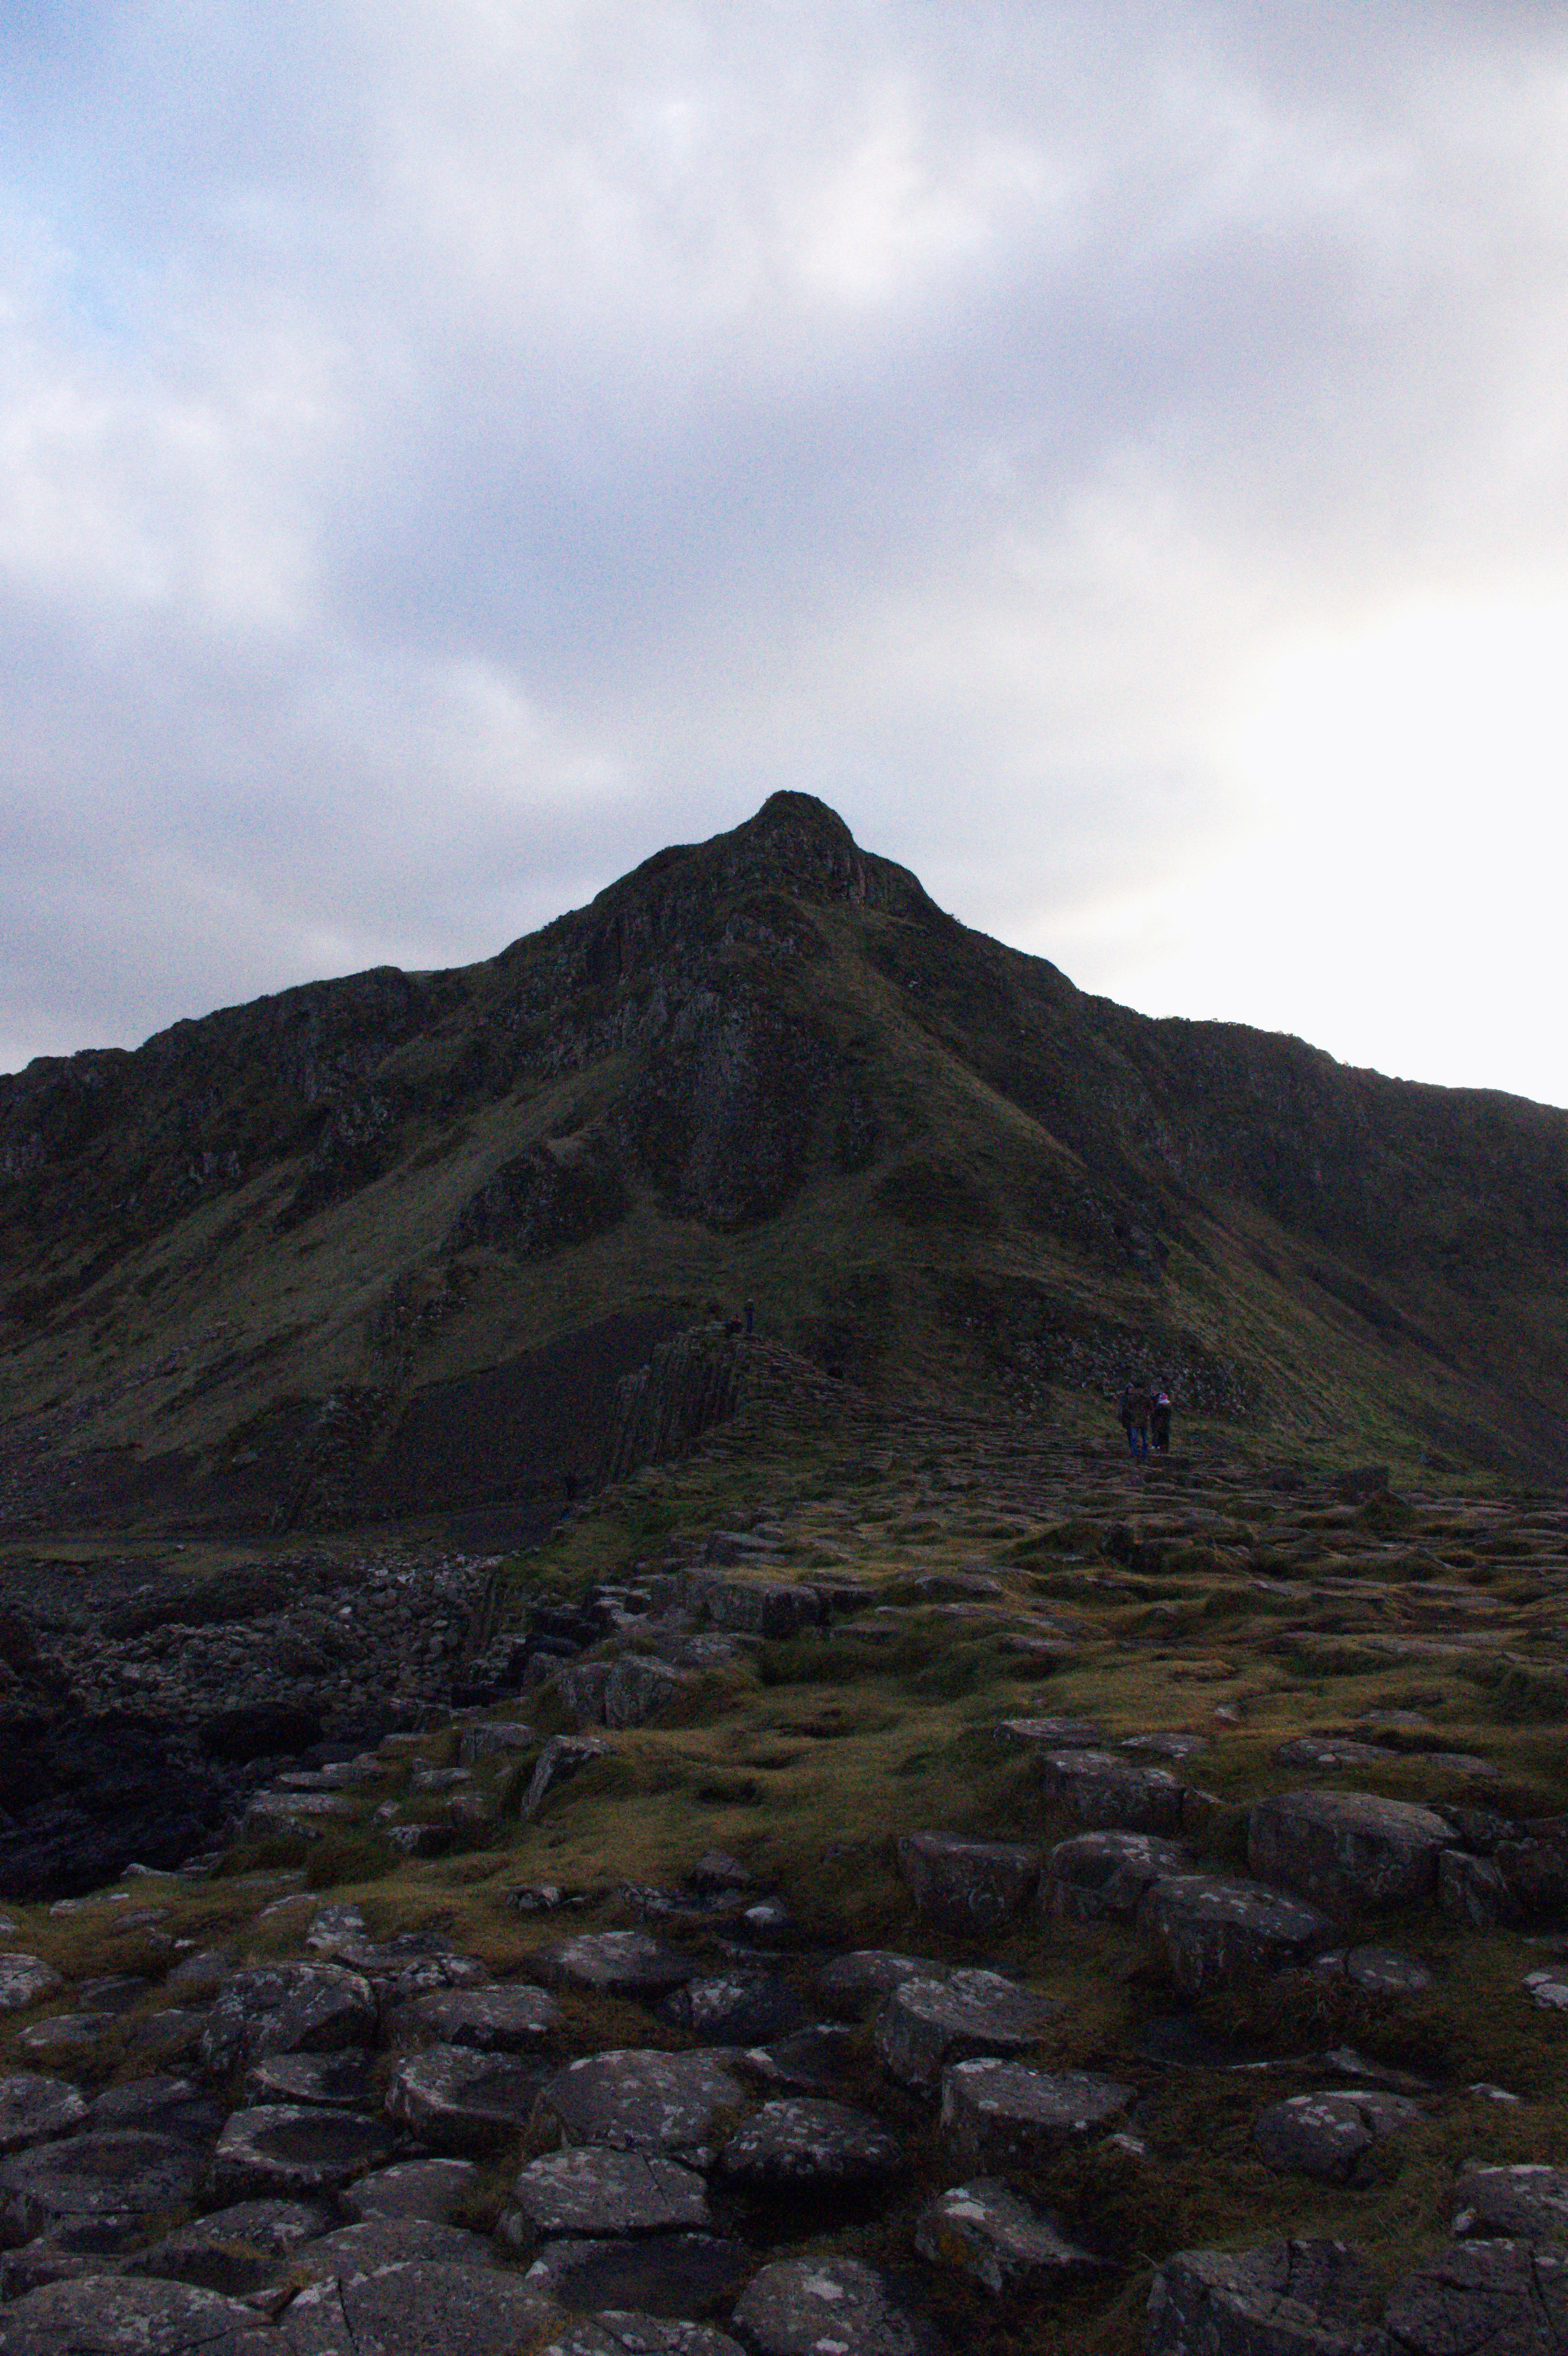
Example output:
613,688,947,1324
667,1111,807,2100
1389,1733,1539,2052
2,790,1565,1530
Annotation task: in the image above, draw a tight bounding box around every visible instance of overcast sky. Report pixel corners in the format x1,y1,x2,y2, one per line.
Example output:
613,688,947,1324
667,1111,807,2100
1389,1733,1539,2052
4,3,1567,1103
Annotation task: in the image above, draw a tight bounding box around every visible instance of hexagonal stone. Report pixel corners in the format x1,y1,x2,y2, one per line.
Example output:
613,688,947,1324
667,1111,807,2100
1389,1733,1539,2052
1040,1752,1185,1834
210,2106,395,2201
244,2053,376,2110
1454,2162,1568,2242
200,1965,378,2076
281,2260,558,2356
940,2062,1130,2174
0,1960,63,2015
1254,2091,1422,2184
657,1974,808,2047
339,2160,479,2225
1139,1874,1333,1993
1248,1792,1453,1914
524,2235,753,2319
894,1834,1040,1932
874,1971,1057,2090
0,2133,202,2245
1385,2244,1568,2356
738,2028,858,2096
508,2152,711,2242
1273,1739,1390,1772
542,1934,693,1999
330,1938,490,2001
129,2200,334,2295
14,2018,114,2065
538,2315,745,2356
386,1987,559,2053
523,1735,612,1821
0,2079,87,2158
384,2046,545,2156
536,2051,746,2167
914,2180,1098,2294
817,1953,944,2017
733,2256,941,2356
717,2100,903,2191
290,2219,498,2285
0,2276,270,2356
1149,2238,1387,2356
1045,1832,1192,1923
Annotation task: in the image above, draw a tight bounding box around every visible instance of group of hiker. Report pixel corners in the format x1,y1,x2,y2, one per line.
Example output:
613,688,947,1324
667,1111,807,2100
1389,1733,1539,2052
1118,1379,1172,1458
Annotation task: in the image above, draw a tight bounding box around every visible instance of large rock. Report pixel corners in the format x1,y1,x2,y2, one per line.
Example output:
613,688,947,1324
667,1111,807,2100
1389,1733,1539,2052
817,1953,944,2017
1247,1793,1452,1914
657,1974,808,2047
1148,2239,1387,2356
1253,2092,1421,2185
384,2046,545,2156
1385,2244,1568,2356
538,2316,745,2356
340,2160,478,2225
717,2100,904,2191
524,2236,753,2319
200,1965,377,2076
1140,1874,1332,1992
915,2180,1098,2295
733,2257,940,2356
686,1574,824,1638
1040,1752,1185,1834
1453,2162,1568,2241
0,1961,62,2014
739,2028,858,2097
1438,1849,1512,1928
542,1933,693,1999
244,2053,376,2111
940,2062,1130,2174
524,1737,611,1822
0,2080,87,2158
210,2106,395,2201
602,1660,701,1730
386,1987,559,2053
894,1834,1040,1932
290,2219,498,2285
130,2200,334,2295
506,2151,711,2242
874,1972,1056,2089
87,2078,224,2143
536,2052,746,2167
1045,1832,1192,1922
0,2133,201,2247
0,2276,269,2356
281,2259,558,2356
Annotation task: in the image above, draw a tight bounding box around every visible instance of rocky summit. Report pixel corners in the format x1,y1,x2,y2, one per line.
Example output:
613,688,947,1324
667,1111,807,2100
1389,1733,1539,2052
4,799,1568,2356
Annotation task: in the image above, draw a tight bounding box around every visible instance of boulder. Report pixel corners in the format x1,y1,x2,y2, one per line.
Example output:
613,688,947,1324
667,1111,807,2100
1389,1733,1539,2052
0,2133,202,2247
537,2315,745,2356
875,1972,1056,2090
657,1974,808,2048
915,2180,1098,2294
524,1737,611,1822
1385,2244,1568,2356
603,1661,701,1730
1488,1819,1568,1922
817,1953,943,2016
523,2235,753,2319
940,2062,1130,2174
717,2100,904,2191
894,1834,1040,1932
506,2152,711,2242
536,2052,746,2167
1040,1752,1184,1835
1438,1850,1512,1928
1453,2162,1568,2242
0,2276,270,2356
384,2047,545,2157
0,2080,88,2158
1045,1832,1192,1922
244,2053,376,2111
340,2160,479,2225
280,2259,558,2356
734,2256,940,2356
329,1938,488,2002
1253,2092,1422,2184
1140,1874,1333,1992
200,1965,377,2077
1148,2239,1388,2356
0,1960,62,2014
458,1723,536,1767
129,2200,334,2295
686,1574,824,1638
1247,1793,1452,1914
542,1934,693,2000
210,2106,395,2201
385,1987,559,2053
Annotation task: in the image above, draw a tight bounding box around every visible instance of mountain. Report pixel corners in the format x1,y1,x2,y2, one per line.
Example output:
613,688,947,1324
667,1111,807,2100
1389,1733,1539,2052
2,791,1566,1534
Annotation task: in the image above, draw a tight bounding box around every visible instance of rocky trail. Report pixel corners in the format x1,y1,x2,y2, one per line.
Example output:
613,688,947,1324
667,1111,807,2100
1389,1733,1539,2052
5,1349,1568,2354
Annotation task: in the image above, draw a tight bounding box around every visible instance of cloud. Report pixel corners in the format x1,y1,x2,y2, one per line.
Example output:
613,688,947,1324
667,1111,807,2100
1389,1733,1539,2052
2,2,1567,1097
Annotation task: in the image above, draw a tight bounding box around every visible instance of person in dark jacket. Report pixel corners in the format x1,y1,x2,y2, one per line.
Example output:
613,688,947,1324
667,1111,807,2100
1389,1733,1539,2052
1151,1388,1173,1453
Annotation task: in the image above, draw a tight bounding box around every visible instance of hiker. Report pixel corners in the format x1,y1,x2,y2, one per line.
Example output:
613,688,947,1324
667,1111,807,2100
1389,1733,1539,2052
1118,1383,1138,1455
1151,1388,1173,1454
724,1313,744,1337
1131,1382,1153,1459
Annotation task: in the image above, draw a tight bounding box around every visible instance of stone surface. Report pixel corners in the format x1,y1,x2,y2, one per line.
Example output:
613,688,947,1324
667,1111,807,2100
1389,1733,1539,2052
994,1718,1104,1752
536,2051,747,2166
1248,1792,1453,1914
210,2106,395,2201
1140,1874,1333,1992
1041,1751,1185,1834
543,1933,693,1999
0,2133,202,2246
524,2235,753,2319
243,2053,376,2110
1273,1740,1389,1771
0,1961,62,2015
1149,2239,1387,2356
281,2259,558,2356
200,1965,377,2077
1123,1733,1210,1762
1439,1849,1512,1928
14,2018,114,2065
508,2151,711,2241
1045,1832,1192,1922
538,2314,745,2356
524,1736,611,1821
1253,2091,1422,2184
1453,2162,1568,2242
387,1986,559,2053
1343,1948,1432,1996
657,1974,808,2047
0,2080,87,2159
130,2200,333,2295
915,2179,1098,2295
894,1834,1040,1932
940,2061,1131,2174
291,2219,498,2284
817,1953,942,2016
384,2045,545,2156
875,1971,1056,2089
733,2256,940,2356
339,2159,479,2225
738,2028,859,2096
717,2100,904,2191
1385,2244,1568,2356
0,2276,270,2356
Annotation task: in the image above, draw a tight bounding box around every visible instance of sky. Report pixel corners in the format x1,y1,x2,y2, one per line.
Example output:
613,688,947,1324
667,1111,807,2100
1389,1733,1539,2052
3,2,1567,1103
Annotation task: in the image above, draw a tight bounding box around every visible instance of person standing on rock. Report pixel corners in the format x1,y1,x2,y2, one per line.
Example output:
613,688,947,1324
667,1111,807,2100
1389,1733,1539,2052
1151,1388,1172,1454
